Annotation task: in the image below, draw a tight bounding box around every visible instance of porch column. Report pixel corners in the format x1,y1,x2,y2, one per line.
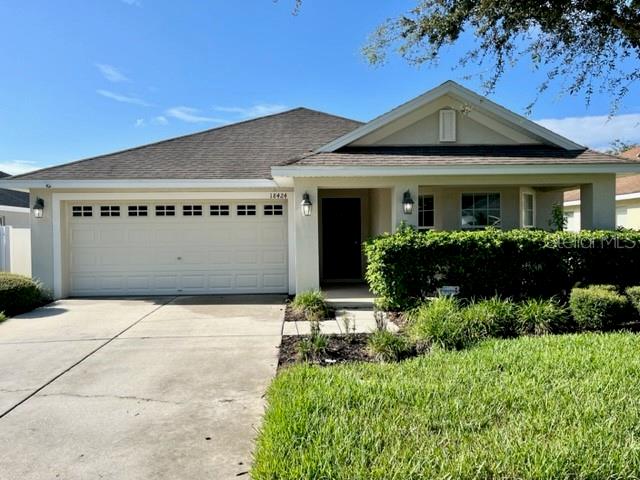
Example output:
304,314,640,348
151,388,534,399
293,183,320,292
580,174,616,230
391,183,419,231
535,190,564,231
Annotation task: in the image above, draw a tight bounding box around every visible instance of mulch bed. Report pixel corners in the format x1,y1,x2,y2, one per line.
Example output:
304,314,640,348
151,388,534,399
278,333,373,368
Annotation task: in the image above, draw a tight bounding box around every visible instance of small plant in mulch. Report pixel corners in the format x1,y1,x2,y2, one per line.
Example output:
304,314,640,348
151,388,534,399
286,290,334,322
280,333,373,368
295,318,328,362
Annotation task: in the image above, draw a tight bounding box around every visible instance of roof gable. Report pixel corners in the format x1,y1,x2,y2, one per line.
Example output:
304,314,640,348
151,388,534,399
318,81,584,152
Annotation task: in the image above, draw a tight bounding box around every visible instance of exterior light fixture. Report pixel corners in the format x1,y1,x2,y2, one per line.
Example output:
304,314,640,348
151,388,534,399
402,190,414,215
301,193,312,216
32,197,44,219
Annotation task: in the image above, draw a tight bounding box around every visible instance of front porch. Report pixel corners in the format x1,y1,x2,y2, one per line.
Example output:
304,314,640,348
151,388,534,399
291,174,617,292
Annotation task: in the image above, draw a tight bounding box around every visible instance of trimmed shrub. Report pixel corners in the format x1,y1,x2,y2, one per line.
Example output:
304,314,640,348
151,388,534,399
517,298,570,335
364,228,640,310
0,312,6,323
569,287,630,331
463,297,518,338
367,330,411,362
626,286,640,317
290,290,331,320
0,273,49,317
407,296,485,350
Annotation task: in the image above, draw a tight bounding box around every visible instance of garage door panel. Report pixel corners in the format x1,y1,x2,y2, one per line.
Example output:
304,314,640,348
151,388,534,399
67,200,288,296
209,274,233,289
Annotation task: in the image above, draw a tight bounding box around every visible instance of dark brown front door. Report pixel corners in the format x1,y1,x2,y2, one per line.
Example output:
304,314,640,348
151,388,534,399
321,197,362,281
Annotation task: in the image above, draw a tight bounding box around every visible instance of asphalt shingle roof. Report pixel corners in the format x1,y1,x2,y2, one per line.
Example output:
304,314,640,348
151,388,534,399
13,108,363,180
565,147,640,202
286,145,636,167
0,172,29,207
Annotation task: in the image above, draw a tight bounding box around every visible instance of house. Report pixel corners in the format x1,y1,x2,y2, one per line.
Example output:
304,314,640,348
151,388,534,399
564,147,640,230
0,171,30,228
2,81,639,299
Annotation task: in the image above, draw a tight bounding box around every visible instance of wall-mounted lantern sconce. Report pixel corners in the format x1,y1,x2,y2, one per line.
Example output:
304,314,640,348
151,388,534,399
301,193,312,216
402,190,414,215
32,197,45,219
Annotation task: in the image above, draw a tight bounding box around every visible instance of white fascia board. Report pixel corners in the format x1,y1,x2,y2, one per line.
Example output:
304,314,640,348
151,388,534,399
317,81,584,152
0,205,30,213
272,163,640,178
567,191,640,207
0,179,278,190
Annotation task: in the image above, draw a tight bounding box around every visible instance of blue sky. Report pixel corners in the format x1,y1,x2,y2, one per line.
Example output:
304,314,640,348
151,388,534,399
1,0,639,174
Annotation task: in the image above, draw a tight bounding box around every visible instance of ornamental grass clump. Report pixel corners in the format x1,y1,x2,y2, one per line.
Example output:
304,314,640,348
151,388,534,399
290,290,331,321
517,298,570,335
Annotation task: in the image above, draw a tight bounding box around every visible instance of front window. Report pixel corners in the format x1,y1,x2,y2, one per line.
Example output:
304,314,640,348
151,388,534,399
418,195,434,229
523,193,534,228
461,193,501,229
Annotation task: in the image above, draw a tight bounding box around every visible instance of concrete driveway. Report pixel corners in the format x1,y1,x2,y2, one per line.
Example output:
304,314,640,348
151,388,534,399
0,295,285,479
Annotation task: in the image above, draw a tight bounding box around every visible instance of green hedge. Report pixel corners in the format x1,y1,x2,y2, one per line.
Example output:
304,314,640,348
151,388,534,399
0,273,49,317
364,227,640,310
569,286,630,331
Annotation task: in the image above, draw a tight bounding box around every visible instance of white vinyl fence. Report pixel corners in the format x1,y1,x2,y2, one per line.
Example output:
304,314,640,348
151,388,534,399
0,226,31,276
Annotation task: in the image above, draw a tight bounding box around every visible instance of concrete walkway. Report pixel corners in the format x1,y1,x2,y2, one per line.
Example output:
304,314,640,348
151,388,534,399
0,295,285,480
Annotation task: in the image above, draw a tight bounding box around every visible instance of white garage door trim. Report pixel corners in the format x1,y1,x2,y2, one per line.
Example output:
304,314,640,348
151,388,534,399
53,191,292,296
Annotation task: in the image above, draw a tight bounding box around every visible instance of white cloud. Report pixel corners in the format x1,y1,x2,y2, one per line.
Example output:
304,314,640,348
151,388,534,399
212,103,288,119
0,160,43,176
97,89,151,107
134,118,145,128
166,106,226,124
120,0,141,6
95,63,129,83
152,115,168,125
535,113,640,151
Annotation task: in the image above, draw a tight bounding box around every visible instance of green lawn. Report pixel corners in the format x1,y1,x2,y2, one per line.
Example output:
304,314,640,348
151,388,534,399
252,333,640,479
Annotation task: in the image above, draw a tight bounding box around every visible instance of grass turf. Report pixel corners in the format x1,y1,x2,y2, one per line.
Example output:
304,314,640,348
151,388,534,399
252,333,640,479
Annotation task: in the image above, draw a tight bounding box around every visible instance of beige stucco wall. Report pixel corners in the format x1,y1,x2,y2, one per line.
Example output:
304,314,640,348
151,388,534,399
30,189,54,288
369,188,392,236
351,95,543,146
26,175,618,296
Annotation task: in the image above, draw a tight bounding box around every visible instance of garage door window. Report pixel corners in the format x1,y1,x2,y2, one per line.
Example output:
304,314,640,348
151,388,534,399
210,205,230,216
155,205,176,217
237,205,256,216
128,205,148,217
183,205,203,216
264,205,283,216
72,206,92,217
100,206,120,217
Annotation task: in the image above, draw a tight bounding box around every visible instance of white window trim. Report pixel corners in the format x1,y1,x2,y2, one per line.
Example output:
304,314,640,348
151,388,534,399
460,192,502,229
418,194,435,230
522,193,535,228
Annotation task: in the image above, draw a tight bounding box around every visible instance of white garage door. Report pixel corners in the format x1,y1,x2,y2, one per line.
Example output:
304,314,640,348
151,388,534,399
66,200,288,296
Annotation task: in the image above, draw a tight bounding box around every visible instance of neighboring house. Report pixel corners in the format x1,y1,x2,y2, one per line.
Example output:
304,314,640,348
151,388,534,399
0,172,31,275
2,81,639,298
564,147,640,230
0,171,30,228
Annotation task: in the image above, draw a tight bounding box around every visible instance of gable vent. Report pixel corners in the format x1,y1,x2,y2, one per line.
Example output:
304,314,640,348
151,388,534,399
439,109,457,142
